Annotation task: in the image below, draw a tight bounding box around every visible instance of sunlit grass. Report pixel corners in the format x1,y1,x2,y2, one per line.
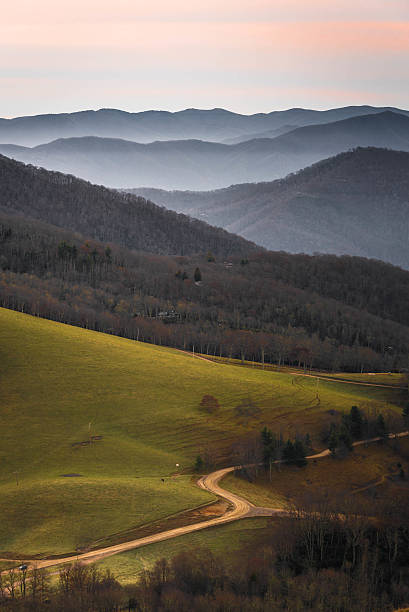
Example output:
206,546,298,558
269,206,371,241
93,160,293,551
94,518,272,584
0,308,403,556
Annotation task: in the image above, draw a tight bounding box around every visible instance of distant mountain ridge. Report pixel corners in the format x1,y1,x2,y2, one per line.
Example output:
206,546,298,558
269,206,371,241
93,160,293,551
1,111,409,190
1,105,408,147
128,147,409,270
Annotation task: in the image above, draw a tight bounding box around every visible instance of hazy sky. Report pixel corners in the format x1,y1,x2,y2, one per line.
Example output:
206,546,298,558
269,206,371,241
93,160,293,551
1,0,409,117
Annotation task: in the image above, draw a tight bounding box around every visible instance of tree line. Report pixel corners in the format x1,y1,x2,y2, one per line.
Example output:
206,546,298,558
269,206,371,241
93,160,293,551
1,493,408,611
1,213,409,373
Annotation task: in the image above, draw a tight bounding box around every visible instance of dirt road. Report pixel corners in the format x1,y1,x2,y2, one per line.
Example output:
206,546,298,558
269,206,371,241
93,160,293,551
1,430,407,572
310,430,409,459
180,350,407,389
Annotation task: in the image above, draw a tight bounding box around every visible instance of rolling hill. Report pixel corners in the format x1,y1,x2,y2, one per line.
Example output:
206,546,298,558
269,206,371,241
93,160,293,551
2,203,409,375
0,307,403,556
2,148,409,372
1,105,408,147
0,154,255,257
130,147,409,269
1,112,409,189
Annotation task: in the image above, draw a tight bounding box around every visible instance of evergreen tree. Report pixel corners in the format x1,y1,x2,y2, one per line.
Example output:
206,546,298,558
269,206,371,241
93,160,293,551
375,413,387,438
338,424,353,451
261,426,273,448
282,440,296,464
261,427,274,469
194,455,204,472
328,424,339,455
349,405,363,439
293,439,307,466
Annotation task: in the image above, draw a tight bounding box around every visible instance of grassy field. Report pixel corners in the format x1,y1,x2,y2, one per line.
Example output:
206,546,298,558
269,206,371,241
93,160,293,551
94,518,272,584
0,476,213,555
199,355,406,387
223,438,409,510
0,308,405,557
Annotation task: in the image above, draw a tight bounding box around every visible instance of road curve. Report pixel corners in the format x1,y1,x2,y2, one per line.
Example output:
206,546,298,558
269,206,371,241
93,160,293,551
309,430,409,459
0,467,279,573
181,351,407,390
1,431,407,573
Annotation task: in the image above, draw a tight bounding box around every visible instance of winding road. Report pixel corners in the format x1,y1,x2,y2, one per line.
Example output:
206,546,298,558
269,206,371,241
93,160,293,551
184,352,408,390
1,430,408,573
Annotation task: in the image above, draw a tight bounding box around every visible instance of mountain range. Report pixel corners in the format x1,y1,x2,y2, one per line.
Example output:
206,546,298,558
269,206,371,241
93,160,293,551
2,166,409,374
2,148,409,373
1,111,409,190
1,105,408,147
130,147,409,270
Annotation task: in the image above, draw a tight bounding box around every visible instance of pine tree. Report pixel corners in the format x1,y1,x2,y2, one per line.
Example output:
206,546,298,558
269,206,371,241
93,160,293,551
194,455,204,472
304,433,312,452
282,440,296,464
293,439,307,466
338,424,353,451
376,413,387,438
261,427,274,469
349,405,363,439
328,425,339,455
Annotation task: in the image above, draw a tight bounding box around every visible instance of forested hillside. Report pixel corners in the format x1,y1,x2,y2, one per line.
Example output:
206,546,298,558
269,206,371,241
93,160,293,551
132,147,409,269
2,212,409,373
0,154,254,257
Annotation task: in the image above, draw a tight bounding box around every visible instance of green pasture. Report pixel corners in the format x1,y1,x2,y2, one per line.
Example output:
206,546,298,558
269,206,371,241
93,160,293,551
94,518,272,584
200,355,406,387
0,476,211,555
0,308,404,556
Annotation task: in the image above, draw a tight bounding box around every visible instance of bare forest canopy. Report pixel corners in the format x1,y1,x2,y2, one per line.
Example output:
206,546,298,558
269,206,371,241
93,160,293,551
2,209,409,373
0,154,255,258
130,147,409,270
1,112,409,190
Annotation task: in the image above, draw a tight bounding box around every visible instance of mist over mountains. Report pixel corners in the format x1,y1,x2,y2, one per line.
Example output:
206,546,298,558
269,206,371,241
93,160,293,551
0,154,255,257
1,111,409,190
2,116,409,372
1,105,408,147
130,148,409,270
2,155,409,374
1,104,409,270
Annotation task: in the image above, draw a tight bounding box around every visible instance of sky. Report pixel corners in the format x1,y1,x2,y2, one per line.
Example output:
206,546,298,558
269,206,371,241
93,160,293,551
1,0,409,117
